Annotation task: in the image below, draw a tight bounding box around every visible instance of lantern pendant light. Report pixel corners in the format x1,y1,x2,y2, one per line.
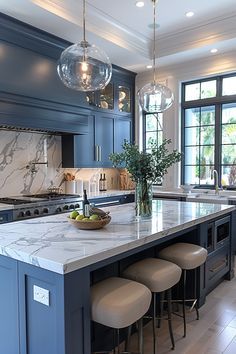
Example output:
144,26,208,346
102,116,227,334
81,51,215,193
57,0,112,92
138,0,174,113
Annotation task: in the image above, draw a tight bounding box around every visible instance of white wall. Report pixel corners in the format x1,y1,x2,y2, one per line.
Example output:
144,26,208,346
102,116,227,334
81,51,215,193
136,50,236,190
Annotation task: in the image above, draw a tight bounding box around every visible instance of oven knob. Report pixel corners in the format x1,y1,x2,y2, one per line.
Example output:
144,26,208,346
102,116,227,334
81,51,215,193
56,207,62,213
25,210,31,217
34,209,40,215
18,211,25,218
43,208,49,214
75,204,80,209
63,205,69,210
69,204,75,209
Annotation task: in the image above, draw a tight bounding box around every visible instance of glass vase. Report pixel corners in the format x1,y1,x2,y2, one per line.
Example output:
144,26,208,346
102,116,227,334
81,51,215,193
135,180,153,218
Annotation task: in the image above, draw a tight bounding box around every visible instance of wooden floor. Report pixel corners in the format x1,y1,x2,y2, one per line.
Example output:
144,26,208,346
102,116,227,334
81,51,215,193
126,274,236,354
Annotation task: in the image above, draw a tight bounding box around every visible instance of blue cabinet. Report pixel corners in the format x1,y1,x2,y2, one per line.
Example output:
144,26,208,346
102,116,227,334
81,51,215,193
0,256,19,354
95,114,114,167
0,209,13,223
62,114,132,168
114,117,132,153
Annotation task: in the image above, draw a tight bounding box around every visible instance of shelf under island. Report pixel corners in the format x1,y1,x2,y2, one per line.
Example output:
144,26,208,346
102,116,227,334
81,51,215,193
0,200,235,354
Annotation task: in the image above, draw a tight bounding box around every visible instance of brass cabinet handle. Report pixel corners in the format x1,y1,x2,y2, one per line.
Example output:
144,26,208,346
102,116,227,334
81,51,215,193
98,146,102,161
209,259,227,273
95,145,99,161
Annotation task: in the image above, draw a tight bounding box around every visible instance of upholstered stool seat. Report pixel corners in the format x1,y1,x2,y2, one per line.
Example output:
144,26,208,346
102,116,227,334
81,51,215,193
123,258,182,352
91,276,151,354
123,258,181,293
159,243,208,337
158,243,207,270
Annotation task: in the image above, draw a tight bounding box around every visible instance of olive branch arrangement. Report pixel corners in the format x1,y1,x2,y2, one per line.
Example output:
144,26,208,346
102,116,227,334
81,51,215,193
109,138,182,184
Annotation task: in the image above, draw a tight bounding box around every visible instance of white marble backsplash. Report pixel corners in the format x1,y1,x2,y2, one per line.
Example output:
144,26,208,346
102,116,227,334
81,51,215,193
0,131,63,197
0,130,121,197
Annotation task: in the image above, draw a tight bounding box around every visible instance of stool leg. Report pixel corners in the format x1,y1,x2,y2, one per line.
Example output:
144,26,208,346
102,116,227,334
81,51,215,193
138,318,144,354
124,325,132,352
157,291,165,328
194,268,199,320
152,292,157,354
167,288,175,350
117,329,120,354
182,269,187,338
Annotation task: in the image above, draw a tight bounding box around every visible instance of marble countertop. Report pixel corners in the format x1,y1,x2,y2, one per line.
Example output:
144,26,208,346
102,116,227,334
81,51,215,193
153,189,236,200
0,203,14,211
0,200,234,275
87,189,134,199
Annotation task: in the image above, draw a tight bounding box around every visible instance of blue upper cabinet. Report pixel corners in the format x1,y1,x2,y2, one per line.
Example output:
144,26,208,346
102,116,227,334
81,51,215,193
0,13,136,135
62,114,133,168
85,76,134,116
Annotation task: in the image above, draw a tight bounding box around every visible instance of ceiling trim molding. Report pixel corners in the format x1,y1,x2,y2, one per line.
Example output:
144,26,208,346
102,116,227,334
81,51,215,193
31,0,150,57
156,12,236,57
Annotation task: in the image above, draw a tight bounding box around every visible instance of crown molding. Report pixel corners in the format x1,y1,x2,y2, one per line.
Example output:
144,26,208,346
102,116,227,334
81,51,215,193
31,0,150,57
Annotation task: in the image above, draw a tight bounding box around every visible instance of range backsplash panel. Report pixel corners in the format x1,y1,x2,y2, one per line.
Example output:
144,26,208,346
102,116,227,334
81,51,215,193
0,131,62,197
0,131,120,197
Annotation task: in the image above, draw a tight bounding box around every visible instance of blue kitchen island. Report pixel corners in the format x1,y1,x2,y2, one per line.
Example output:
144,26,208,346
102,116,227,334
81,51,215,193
0,200,235,354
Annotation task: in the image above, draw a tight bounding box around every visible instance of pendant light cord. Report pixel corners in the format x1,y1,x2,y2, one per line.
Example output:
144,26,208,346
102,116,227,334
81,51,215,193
153,0,156,86
83,0,86,43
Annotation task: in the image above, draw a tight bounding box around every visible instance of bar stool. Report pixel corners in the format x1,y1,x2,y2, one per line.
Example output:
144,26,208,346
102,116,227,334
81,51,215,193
123,258,182,353
91,276,152,354
159,243,207,337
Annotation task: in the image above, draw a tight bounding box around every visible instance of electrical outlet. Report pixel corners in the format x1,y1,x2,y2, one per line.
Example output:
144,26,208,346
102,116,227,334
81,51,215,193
33,285,50,306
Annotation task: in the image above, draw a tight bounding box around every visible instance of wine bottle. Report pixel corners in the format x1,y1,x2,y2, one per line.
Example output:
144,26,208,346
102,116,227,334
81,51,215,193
103,173,107,191
99,173,104,192
83,189,90,217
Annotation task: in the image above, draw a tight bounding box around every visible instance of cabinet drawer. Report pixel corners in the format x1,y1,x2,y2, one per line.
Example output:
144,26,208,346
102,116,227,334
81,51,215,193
206,246,229,291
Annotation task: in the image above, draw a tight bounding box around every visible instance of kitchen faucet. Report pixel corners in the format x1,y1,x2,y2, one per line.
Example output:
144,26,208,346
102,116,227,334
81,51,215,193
212,170,220,195
26,161,48,175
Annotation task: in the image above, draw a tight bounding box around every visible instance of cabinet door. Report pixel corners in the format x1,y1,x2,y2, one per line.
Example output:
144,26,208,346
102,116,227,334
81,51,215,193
0,256,19,354
95,114,114,167
62,115,96,168
114,118,132,153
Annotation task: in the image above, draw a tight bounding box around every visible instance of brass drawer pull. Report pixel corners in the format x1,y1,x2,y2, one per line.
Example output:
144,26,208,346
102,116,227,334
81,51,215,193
209,259,227,273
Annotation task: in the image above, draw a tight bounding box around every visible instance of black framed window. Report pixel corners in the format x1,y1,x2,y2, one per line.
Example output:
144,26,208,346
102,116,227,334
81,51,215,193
143,113,163,152
182,73,236,188
143,113,163,185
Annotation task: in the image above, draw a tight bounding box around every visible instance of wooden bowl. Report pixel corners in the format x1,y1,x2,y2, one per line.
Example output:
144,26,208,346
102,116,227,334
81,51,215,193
68,216,111,230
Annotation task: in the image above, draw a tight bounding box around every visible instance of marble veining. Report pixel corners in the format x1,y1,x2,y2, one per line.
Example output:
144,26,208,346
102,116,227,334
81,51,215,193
0,200,234,274
0,131,62,197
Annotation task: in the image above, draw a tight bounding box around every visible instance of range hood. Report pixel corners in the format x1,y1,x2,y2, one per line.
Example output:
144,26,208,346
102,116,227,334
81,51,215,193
0,14,90,135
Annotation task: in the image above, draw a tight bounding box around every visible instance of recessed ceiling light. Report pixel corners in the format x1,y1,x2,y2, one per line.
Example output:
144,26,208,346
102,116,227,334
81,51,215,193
146,65,152,69
185,11,194,18
136,1,144,7
210,48,218,53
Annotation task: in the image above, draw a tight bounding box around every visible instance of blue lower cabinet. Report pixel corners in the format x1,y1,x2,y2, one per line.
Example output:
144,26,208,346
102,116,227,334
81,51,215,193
0,209,13,223
0,256,19,354
0,255,91,354
18,262,91,354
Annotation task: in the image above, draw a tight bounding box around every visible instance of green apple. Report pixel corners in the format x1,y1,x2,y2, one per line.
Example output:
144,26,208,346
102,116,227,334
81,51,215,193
89,214,100,221
70,210,79,219
82,217,90,221
76,214,84,221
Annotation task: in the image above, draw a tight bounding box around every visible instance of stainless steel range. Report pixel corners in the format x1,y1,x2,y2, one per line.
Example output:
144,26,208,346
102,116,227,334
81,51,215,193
0,194,82,221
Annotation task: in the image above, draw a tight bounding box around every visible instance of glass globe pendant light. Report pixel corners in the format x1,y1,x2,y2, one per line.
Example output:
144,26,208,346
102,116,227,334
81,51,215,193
138,0,174,112
57,0,112,91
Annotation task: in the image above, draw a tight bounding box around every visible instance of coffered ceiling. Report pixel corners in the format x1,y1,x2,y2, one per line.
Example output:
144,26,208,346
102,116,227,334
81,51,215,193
0,0,236,73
